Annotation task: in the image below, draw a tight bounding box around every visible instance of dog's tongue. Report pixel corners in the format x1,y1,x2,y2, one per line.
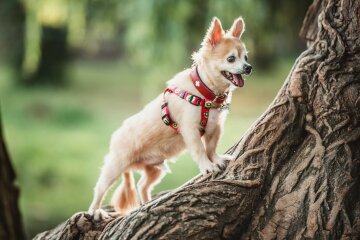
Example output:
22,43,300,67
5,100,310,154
233,73,245,87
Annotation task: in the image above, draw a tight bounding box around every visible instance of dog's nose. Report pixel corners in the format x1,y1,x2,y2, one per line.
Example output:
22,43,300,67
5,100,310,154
244,64,252,75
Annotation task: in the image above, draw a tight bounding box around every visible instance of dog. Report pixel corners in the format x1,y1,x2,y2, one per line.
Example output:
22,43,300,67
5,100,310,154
88,16,252,218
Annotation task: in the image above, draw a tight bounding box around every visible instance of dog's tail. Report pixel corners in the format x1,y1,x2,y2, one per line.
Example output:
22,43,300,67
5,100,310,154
111,170,139,215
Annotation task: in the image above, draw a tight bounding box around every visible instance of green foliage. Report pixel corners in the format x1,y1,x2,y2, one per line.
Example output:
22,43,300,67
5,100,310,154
118,0,256,68
1,0,310,86
63,0,311,70
137,1,201,67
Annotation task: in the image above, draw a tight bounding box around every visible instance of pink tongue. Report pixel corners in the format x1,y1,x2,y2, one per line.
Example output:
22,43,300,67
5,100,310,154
233,74,244,87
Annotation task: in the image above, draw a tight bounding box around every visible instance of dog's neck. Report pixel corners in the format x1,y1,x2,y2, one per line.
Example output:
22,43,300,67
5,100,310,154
196,62,231,96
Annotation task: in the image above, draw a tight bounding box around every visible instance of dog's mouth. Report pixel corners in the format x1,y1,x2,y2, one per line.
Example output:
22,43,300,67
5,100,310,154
221,71,245,87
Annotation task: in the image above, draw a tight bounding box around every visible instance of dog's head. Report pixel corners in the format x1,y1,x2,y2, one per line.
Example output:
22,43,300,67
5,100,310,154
193,17,252,88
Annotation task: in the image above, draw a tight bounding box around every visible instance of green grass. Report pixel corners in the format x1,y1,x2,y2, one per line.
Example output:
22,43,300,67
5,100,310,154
0,58,293,238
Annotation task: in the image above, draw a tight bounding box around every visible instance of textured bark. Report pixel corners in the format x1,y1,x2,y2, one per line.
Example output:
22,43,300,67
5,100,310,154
34,0,360,239
0,110,26,240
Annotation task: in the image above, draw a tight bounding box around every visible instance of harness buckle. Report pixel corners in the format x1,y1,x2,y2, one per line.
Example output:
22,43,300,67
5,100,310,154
213,93,227,103
204,101,213,108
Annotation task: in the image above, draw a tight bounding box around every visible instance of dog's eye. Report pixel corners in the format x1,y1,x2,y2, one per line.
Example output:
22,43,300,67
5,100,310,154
227,56,236,63
245,55,248,61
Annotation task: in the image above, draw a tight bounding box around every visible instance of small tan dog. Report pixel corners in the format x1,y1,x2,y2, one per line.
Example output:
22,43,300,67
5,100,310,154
89,16,252,218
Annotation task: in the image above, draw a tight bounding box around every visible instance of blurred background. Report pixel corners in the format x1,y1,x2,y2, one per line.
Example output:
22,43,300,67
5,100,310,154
0,0,312,238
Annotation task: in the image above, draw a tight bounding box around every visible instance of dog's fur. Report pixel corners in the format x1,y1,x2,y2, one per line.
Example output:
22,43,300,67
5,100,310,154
89,17,251,217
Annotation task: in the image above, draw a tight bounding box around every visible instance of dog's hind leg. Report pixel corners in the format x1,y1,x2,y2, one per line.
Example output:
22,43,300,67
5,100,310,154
88,153,126,219
137,163,167,204
111,170,139,215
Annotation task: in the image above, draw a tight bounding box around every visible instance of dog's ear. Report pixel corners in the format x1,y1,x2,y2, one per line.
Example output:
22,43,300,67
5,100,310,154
203,17,224,47
229,17,245,38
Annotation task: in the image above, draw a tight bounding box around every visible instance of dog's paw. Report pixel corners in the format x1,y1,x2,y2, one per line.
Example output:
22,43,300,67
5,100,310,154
199,159,222,175
213,154,235,162
199,159,214,174
211,154,228,168
88,208,113,221
212,154,235,168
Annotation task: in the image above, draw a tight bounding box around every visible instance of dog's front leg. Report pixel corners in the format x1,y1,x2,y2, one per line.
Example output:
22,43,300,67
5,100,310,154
205,125,235,169
180,126,220,174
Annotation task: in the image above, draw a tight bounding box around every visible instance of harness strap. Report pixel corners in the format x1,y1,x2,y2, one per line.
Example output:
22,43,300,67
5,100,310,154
199,99,210,135
161,86,213,135
161,90,179,132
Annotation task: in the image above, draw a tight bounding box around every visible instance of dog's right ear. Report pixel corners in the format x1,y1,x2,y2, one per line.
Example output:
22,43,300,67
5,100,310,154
203,17,224,47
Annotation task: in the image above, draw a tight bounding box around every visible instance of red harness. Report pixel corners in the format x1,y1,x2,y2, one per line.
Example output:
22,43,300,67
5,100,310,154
161,67,228,135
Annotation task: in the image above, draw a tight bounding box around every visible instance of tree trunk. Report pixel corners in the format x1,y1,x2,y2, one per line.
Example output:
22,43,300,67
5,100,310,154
25,25,69,86
34,0,360,239
0,0,26,82
0,110,26,240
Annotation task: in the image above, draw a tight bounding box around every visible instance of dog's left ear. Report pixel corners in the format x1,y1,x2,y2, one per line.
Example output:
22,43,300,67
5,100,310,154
229,17,245,38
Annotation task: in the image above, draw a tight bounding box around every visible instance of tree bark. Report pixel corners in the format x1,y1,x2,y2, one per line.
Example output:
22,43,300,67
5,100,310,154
0,110,26,240
34,0,360,239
